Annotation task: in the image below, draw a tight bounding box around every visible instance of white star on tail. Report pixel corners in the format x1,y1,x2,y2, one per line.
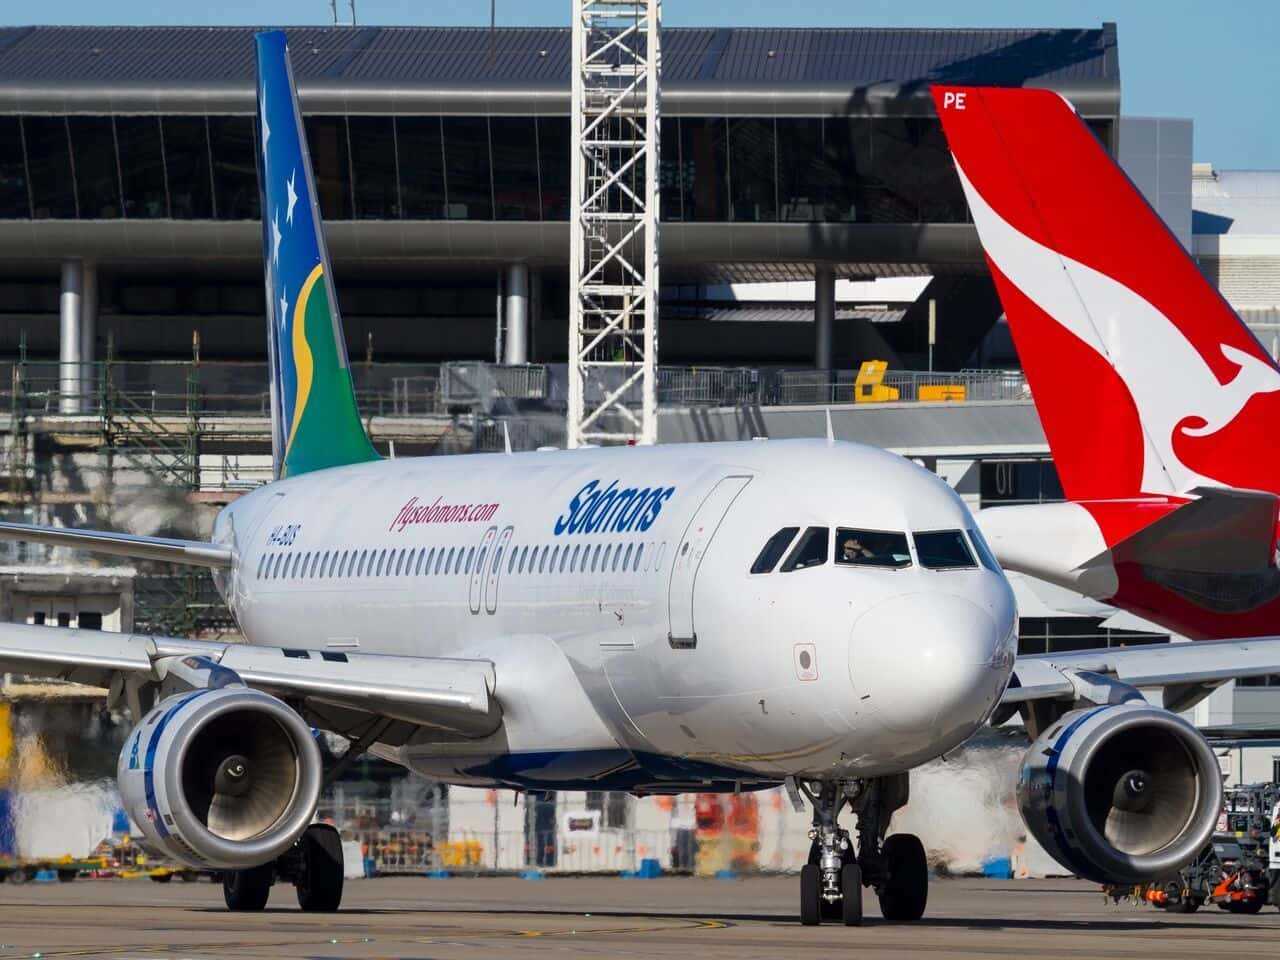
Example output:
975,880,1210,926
286,169,298,226
279,291,289,324
271,211,282,267
261,100,271,158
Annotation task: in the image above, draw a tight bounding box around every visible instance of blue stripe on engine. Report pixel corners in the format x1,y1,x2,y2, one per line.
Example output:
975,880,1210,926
1041,705,1108,879
143,691,209,839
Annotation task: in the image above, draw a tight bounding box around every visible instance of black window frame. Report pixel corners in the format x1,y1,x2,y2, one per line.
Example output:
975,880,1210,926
750,526,800,574
780,526,829,573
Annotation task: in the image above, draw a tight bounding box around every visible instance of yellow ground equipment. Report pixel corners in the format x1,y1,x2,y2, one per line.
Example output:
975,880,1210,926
854,361,899,403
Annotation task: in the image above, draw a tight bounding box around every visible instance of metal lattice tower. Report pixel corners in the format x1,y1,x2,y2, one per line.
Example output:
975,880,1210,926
567,0,660,447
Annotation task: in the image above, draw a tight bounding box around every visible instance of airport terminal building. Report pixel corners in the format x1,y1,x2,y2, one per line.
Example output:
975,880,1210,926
0,23,1122,366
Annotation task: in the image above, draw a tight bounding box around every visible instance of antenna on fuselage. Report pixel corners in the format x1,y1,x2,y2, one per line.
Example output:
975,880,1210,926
825,408,835,445
502,421,513,455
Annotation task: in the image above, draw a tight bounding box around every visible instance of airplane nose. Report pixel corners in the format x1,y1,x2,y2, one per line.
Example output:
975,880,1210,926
850,593,1007,741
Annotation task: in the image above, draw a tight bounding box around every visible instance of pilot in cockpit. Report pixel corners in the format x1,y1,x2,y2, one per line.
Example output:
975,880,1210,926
840,534,875,563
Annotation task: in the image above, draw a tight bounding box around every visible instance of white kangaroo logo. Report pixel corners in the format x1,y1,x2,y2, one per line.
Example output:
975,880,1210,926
955,160,1280,495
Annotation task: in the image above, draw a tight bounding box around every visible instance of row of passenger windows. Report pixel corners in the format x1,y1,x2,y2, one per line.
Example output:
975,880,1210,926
750,526,999,574
255,539,666,582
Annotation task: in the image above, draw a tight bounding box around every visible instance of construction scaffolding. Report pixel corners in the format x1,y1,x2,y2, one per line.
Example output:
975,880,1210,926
567,0,661,447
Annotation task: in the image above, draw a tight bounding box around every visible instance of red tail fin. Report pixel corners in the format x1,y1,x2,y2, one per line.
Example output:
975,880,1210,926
932,86,1280,501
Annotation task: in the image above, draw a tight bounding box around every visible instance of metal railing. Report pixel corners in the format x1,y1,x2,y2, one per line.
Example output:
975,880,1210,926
0,359,1029,447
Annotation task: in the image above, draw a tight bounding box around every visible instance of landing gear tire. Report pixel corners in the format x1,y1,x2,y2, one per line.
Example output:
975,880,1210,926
800,864,822,926
295,823,344,913
1227,897,1264,915
223,862,274,912
841,862,863,926
878,833,928,923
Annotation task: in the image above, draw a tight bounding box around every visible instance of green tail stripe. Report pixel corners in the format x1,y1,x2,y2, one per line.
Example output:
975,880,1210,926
281,272,378,478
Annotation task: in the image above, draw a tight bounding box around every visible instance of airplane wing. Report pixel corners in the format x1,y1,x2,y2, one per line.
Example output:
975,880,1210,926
1006,635,1280,711
0,521,232,569
0,622,500,741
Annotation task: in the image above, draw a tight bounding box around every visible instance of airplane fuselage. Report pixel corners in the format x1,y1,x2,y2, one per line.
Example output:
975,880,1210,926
215,439,1017,792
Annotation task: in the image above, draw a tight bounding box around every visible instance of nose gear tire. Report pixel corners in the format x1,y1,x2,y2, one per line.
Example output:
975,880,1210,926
800,864,822,925
841,863,864,926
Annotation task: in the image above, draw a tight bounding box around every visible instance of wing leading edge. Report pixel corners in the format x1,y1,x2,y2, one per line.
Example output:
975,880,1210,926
0,621,500,740
0,521,233,569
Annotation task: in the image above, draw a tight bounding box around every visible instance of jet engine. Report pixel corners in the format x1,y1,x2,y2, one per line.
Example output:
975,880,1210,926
1017,702,1222,884
117,686,322,870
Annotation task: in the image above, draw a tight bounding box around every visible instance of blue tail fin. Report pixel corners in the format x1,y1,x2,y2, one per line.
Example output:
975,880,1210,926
255,30,378,479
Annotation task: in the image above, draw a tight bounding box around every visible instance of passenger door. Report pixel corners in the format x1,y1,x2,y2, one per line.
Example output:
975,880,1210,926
484,526,514,615
469,526,497,614
666,476,752,648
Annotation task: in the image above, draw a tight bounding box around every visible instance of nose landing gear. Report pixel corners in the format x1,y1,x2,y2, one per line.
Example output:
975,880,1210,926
795,774,926,926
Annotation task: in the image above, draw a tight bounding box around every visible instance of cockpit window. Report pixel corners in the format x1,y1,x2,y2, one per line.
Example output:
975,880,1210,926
914,530,976,570
751,526,800,574
780,526,828,572
835,529,911,569
967,527,1002,573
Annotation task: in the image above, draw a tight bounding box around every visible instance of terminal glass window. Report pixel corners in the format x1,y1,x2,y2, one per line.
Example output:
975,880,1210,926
442,117,493,220
397,117,446,219
537,116,570,220
304,116,353,221
680,117,728,222
750,526,799,574
0,117,30,219
658,116,683,221
67,117,122,220
729,118,776,222
913,530,975,570
776,118,830,223
835,529,911,569
208,116,259,220
116,116,169,218
490,117,541,221
24,116,77,219
781,526,828,572
349,116,399,220
163,117,213,220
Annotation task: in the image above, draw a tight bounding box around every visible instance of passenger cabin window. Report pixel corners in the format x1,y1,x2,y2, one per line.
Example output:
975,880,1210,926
914,530,976,570
751,526,799,574
780,526,828,572
835,529,912,569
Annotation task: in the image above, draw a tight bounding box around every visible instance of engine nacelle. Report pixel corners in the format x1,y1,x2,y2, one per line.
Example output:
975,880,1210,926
1017,703,1222,884
118,686,322,870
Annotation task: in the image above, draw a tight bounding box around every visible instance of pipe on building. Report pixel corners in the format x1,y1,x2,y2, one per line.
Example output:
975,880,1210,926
814,264,834,372
503,263,530,366
59,259,83,414
81,260,97,402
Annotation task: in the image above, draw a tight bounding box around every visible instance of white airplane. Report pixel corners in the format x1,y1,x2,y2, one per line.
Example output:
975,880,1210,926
1,39,1278,925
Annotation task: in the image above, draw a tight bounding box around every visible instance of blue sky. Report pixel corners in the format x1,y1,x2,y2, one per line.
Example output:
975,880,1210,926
13,0,1280,168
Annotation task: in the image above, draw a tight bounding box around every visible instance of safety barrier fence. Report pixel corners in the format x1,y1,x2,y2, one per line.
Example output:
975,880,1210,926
0,360,1028,423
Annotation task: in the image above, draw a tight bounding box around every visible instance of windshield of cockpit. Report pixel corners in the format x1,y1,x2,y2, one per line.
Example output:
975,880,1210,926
834,529,912,569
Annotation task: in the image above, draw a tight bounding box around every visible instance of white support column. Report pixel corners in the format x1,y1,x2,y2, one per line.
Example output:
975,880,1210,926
814,264,834,372
81,260,97,404
59,259,83,414
502,263,529,365
568,0,661,447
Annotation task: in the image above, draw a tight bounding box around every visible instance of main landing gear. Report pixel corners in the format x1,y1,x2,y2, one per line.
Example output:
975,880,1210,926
795,775,927,926
223,823,345,913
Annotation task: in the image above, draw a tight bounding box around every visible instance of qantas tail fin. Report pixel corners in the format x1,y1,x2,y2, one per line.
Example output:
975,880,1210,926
932,86,1280,501
255,31,378,479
